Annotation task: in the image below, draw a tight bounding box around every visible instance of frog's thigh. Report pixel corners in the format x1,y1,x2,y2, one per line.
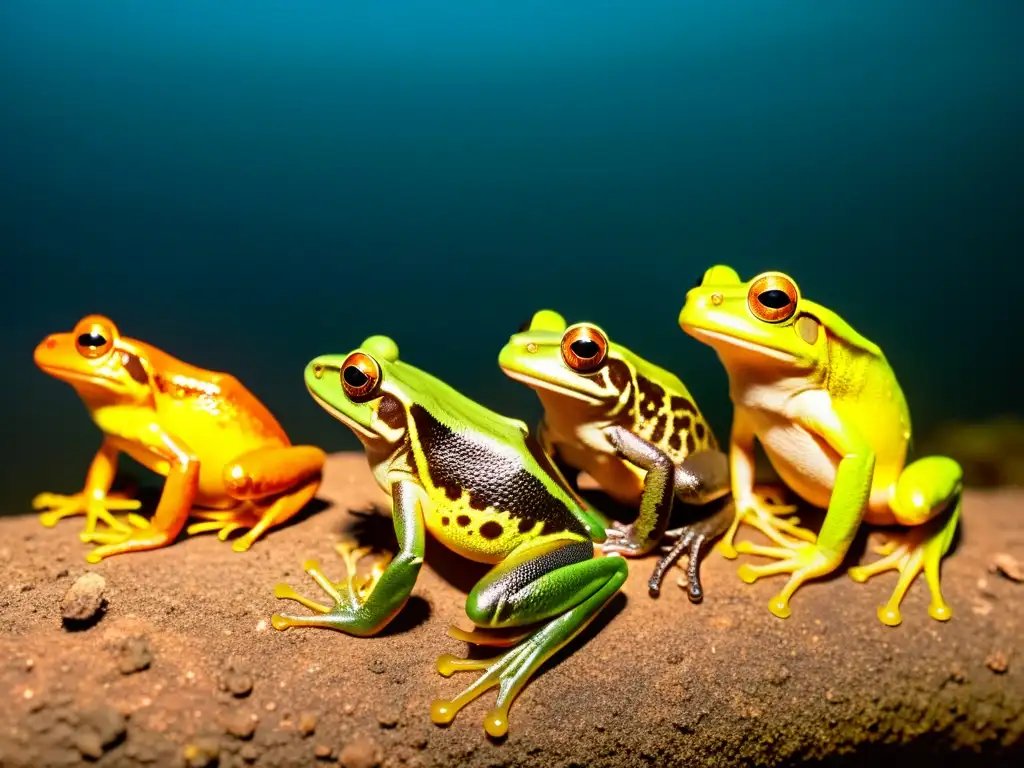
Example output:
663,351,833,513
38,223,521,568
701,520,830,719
674,449,730,504
890,456,962,526
466,538,621,628
223,445,326,502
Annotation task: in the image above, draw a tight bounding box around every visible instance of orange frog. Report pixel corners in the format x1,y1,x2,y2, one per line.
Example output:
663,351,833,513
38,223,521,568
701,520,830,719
33,314,326,563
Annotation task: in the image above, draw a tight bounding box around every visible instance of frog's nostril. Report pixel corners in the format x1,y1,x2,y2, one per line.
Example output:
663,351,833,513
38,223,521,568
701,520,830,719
45,337,57,349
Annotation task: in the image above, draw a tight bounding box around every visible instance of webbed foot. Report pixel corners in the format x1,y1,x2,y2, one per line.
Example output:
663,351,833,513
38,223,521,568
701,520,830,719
271,541,392,633
33,491,147,541
719,486,815,560
848,514,958,627
735,540,838,619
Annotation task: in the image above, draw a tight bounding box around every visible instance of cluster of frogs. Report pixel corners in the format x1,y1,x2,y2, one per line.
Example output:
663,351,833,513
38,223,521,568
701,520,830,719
32,265,963,739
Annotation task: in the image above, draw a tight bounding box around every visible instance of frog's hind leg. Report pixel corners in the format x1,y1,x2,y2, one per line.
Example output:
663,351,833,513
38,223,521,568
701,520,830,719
187,445,325,551
849,456,962,627
431,537,627,739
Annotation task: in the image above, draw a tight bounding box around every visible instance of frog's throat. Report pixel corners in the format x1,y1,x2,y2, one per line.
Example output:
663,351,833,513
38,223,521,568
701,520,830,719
683,327,798,364
499,366,603,406
36,364,126,391
305,386,379,441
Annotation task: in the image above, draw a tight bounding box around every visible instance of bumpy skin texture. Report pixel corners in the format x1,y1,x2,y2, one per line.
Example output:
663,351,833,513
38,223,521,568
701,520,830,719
32,315,325,562
679,266,963,626
272,336,627,739
498,310,768,601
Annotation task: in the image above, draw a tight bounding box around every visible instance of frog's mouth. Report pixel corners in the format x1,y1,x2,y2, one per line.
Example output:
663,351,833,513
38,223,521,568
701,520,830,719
305,384,379,441
36,364,124,390
682,327,798,364
499,365,604,406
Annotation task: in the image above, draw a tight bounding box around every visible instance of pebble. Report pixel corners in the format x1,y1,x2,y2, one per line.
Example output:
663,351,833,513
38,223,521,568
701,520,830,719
315,744,334,760
61,572,107,624
299,712,318,736
339,737,382,768
985,651,1009,674
118,636,153,675
991,553,1024,582
240,743,260,763
225,712,259,739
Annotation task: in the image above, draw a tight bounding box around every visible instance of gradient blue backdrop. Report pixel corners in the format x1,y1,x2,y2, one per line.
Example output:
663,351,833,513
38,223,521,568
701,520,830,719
1,2,1021,512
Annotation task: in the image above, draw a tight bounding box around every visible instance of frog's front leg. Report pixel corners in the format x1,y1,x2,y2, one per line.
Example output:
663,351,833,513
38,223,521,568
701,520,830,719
600,427,675,556
32,437,145,541
271,479,425,636
431,537,627,738
736,412,874,619
83,430,199,563
186,445,326,552
721,413,813,559
848,455,962,626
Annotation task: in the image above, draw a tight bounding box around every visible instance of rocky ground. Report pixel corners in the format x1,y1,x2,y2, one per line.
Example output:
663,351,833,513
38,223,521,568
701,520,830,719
0,453,1022,768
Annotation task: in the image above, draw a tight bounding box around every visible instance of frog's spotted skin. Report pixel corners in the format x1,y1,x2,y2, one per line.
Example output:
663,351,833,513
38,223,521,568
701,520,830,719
499,311,794,601
273,336,625,738
679,265,963,626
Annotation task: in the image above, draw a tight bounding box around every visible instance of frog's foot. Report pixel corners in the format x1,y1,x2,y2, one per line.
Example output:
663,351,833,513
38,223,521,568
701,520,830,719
735,541,839,619
848,518,958,627
719,492,813,560
270,541,389,633
446,624,537,648
601,520,655,557
648,500,734,600
431,539,627,738
33,491,145,540
187,506,261,542
82,527,174,564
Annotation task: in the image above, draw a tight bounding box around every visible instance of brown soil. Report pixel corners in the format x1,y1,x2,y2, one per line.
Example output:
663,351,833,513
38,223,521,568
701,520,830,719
1,453,1022,768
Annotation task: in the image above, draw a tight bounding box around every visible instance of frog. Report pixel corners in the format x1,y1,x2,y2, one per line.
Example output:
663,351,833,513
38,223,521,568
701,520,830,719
498,309,806,600
272,335,627,738
678,266,963,626
32,314,326,562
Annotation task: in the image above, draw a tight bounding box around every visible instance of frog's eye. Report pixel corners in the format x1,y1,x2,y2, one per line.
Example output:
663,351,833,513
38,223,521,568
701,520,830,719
748,274,798,323
340,352,381,400
561,324,608,373
74,324,114,359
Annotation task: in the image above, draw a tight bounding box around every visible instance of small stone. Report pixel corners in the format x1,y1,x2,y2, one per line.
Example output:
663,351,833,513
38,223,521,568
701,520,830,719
225,671,254,698
240,743,260,763
21,583,35,592
986,651,1009,674
225,711,259,739
339,737,382,768
315,744,334,760
768,666,791,685
25,659,34,671
299,712,317,736
991,553,1024,582
264,701,277,712
342,704,355,715
368,658,386,675
75,731,104,760
55,568,69,579
61,572,107,624
80,705,127,748
183,738,220,768
118,636,153,675
377,709,399,728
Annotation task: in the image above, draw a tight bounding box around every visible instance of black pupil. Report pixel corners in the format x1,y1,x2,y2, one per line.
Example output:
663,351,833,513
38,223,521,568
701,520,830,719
758,289,791,309
77,332,106,348
570,339,600,359
343,366,369,389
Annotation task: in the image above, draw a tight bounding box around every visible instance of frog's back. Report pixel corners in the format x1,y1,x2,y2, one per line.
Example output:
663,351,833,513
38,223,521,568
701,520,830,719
613,343,719,461
143,343,290,450
396,362,590,563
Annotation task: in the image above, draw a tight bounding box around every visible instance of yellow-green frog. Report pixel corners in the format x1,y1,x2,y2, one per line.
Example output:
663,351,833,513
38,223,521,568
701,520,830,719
272,335,626,738
499,309,804,600
679,266,962,626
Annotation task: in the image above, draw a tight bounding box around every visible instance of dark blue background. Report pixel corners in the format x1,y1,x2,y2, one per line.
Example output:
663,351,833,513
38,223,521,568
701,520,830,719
2,2,1021,511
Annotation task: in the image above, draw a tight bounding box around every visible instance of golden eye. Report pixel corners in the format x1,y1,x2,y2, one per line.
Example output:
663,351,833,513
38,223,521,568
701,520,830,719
340,352,381,399
74,321,115,359
747,274,798,323
560,324,608,373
